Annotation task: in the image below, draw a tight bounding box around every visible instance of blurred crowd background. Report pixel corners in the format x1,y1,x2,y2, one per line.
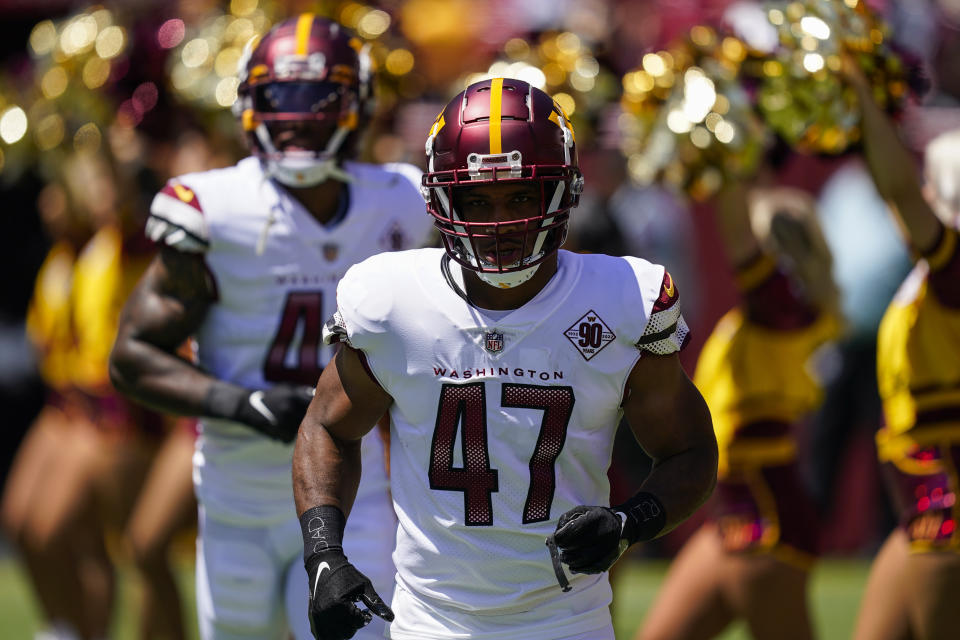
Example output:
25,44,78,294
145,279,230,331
1,0,959,636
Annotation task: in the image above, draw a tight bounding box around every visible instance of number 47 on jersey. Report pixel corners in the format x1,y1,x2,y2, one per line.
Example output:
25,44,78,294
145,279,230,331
429,381,575,527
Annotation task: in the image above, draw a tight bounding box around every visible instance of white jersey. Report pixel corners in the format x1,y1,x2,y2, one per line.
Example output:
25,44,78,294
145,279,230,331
147,157,433,524
329,248,688,614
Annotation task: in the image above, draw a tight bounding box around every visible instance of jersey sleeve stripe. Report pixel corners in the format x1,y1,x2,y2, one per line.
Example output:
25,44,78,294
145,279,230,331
150,191,209,242
145,217,208,254
642,300,682,334
147,213,210,247
636,268,690,355
635,322,678,346
321,311,349,346
637,316,691,355
651,271,680,313
159,183,203,213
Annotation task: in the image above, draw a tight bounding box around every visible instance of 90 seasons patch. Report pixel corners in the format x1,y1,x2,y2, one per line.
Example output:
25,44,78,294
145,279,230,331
564,310,615,361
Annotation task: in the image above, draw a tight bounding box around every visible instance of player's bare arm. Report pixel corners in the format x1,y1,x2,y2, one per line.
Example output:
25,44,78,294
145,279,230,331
109,246,216,413
551,351,716,578
293,344,395,634
622,351,718,532
293,344,392,517
110,246,314,442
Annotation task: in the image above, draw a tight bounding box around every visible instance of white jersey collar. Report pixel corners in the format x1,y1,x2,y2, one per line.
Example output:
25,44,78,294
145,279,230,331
427,250,583,348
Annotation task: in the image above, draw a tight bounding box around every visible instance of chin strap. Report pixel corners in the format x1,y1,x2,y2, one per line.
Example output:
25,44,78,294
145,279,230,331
255,122,355,188
269,158,353,187
476,263,541,289
440,189,545,290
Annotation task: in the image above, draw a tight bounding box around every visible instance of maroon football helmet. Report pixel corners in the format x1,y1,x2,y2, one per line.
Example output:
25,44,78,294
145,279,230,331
235,14,371,186
423,78,583,288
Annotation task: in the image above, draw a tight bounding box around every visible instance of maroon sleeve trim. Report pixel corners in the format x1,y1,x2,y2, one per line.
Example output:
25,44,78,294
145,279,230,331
652,271,680,313
159,182,204,213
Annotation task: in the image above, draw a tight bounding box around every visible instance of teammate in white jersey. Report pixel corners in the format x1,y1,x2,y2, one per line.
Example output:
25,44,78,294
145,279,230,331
109,15,432,640
292,78,718,640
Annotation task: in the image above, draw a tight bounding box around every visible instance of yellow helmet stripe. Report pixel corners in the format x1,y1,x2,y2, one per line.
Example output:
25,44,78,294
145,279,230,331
489,77,503,154
548,111,562,130
429,114,445,137
550,101,576,143
295,13,315,57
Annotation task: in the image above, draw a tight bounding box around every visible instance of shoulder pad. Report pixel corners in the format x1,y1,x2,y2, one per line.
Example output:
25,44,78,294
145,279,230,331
147,181,209,253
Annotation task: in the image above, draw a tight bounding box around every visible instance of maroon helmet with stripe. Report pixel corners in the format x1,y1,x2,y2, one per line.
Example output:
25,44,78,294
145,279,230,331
423,78,583,289
235,14,371,186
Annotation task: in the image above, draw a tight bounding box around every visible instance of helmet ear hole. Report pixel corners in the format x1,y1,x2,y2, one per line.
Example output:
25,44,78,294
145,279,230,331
571,172,584,196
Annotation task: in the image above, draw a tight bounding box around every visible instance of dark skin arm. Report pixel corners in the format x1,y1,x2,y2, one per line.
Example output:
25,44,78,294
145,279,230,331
293,344,393,518
622,351,717,534
109,246,217,414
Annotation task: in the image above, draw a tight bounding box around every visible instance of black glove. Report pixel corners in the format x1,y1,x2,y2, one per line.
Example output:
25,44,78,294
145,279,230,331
550,493,667,577
301,506,394,640
551,505,627,575
204,381,314,443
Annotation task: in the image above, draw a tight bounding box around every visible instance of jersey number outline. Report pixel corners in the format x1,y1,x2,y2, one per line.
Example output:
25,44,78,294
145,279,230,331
264,291,324,385
428,381,575,526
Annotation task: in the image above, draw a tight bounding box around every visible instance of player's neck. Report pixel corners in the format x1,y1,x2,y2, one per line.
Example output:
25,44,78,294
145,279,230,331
461,255,559,311
283,179,347,226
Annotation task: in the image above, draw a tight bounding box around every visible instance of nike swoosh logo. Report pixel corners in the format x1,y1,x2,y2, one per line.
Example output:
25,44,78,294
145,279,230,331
249,391,278,426
312,561,331,597
663,274,675,298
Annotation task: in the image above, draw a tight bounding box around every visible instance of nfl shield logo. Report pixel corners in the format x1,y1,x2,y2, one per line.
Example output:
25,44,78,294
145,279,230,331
322,243,339,262
485,331,504,353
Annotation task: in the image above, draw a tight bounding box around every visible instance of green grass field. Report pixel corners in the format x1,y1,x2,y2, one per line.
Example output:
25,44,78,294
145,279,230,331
0,555,870,639
612,559,870,639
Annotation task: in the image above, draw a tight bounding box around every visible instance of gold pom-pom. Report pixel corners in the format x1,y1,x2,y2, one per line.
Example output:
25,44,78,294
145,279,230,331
619,29,767,201
751,0,912,154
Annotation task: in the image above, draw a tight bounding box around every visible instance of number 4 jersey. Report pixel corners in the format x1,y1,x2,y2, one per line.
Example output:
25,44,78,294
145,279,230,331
147,157,434,524
327,248,689,613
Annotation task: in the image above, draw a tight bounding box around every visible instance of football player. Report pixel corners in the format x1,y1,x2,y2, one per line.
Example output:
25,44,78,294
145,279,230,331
844,61,960,640
637,185,841,640
292,78,718,640
109,15,433,640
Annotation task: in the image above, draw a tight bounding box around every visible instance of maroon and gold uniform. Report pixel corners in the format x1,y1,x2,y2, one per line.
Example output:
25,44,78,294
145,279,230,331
694,252,840,566
26,241,77,402
876,226,960,551
69,224,160,433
